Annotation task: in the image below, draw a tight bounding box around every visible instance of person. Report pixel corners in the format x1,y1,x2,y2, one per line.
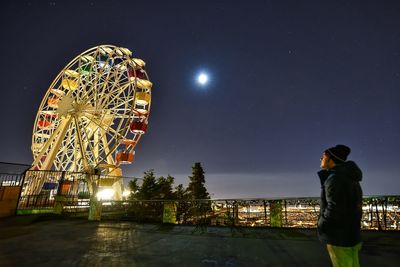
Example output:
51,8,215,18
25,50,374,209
317,144,363,267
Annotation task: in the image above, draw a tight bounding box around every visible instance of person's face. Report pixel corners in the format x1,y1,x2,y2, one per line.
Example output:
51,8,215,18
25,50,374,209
320,153,334,169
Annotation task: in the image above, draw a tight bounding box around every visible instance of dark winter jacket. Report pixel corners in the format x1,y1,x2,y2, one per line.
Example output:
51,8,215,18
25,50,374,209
317,161,363,247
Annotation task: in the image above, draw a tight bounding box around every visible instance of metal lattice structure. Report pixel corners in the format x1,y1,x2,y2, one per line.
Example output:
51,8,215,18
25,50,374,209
27,45,152,196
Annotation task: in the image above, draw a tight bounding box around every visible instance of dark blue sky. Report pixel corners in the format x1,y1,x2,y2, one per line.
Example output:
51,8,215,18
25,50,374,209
1,0,399,198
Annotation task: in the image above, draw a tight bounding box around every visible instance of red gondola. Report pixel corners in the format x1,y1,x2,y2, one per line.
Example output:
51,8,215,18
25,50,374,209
45,113,58,119
128,68,146,79
37,119,52,129
116,151,135,164
130,121,148,134
120,139,136,147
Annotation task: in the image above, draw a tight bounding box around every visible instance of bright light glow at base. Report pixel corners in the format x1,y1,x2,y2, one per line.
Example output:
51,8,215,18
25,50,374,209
197,73,209,85
97,188,115,200
122,190,131,197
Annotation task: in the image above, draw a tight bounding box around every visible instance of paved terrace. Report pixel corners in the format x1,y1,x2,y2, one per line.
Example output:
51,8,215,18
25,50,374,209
0,216,399,267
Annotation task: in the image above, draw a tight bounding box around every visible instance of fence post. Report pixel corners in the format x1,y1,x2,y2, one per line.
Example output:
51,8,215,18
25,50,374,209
88,172,102,221
54,171,66,215
263,200,268,226
375,199,382,230
284,200,288,226
269,200,283,227
14,170,28,215
234,201,239,225
383,197,388,230
163,201,177,224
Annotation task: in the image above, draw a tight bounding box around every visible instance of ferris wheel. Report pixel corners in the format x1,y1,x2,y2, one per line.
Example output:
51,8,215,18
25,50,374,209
31,45,152,177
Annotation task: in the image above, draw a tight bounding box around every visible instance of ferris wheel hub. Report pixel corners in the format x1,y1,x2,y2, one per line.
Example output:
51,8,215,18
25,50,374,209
56,94,74,117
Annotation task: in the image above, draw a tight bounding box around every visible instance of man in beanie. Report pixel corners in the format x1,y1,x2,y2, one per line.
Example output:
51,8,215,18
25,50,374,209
318,144,363,267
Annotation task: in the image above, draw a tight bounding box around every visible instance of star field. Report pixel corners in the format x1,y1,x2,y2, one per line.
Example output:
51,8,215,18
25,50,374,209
0,0,399,198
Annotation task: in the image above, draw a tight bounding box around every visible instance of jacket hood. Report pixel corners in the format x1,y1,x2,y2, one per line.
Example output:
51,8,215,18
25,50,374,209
334,160,363,182
318,160,363,184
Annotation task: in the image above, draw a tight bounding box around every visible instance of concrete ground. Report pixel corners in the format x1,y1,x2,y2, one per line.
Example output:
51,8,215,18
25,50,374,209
0,216,399,267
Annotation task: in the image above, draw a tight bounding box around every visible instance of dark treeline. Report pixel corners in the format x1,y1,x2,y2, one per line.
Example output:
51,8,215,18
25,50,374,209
128,162,210,201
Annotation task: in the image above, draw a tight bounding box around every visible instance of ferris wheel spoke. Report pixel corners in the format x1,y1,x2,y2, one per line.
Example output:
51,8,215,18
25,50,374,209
32,116,73,170
82,120,115,167
32,118,65,164
79,113,126,166
97,85,133,108
95,69,131,99
99,99,132,115
77,67,127,113
80,118,103,167
97,78,130,106
73,116,91,171
84,58,118,107
99,131,116,167
111,100,133,111
79,118,103,168
75,76,99,106
54,128,72,169
69,127,80,171
98,68,126,101
65,133,84,172
79,114,113,137
73,65,103,106
57,123,79,171
91,75,131,109
96,90,125,108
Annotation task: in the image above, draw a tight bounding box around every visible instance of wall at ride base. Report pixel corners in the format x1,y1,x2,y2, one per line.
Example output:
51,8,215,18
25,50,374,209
0,162,29,217
0,186,21,217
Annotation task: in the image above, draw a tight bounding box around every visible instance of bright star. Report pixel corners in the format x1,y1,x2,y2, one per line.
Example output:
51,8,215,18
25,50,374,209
197,73,209,85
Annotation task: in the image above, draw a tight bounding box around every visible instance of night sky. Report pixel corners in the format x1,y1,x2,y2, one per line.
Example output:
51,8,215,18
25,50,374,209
1,1,399,198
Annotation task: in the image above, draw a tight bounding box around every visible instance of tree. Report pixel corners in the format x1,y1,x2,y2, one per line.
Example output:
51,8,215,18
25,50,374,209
128,178,140,200
187,162,209,200
173,184,186,200
130,171,175,200
173,183,190,223
127,170,161,222
186,162,211,225
137,169,157,200
155,175,174,199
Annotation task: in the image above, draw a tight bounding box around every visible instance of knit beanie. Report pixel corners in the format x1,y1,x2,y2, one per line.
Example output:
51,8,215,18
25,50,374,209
325,144,351,163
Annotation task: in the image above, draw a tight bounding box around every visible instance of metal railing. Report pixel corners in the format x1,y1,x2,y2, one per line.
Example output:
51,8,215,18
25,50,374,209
82,196,399,230
13,194,400,230
0,173,24,187
8,169,399,230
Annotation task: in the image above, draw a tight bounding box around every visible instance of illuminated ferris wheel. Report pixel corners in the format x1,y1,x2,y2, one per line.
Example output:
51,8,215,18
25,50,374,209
31,45,152,177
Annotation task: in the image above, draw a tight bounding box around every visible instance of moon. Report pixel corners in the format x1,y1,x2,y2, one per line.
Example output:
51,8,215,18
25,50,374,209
197,73,209,85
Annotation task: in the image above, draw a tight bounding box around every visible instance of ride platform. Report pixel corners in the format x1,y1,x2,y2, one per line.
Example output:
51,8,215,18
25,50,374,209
0,216,399,267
